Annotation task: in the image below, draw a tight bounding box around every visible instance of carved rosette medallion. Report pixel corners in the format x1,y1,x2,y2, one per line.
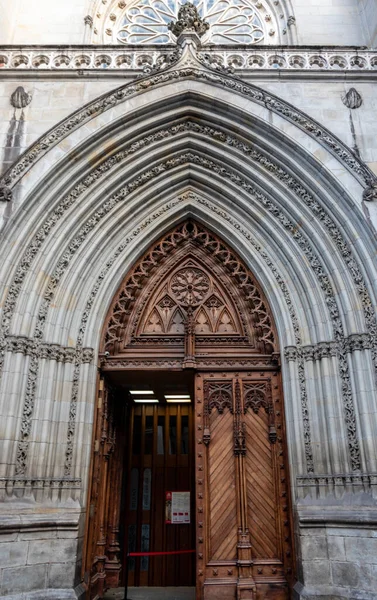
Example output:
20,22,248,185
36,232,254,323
170,267,210,306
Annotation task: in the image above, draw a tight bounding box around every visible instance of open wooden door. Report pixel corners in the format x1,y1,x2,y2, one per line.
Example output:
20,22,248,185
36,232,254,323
83,376,125,599
195,371,294,600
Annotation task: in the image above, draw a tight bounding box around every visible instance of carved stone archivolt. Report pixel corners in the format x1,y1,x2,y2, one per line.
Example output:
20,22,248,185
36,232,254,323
101,220,277,366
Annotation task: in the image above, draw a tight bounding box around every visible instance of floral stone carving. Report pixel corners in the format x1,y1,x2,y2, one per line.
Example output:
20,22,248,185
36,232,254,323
168,2,210,38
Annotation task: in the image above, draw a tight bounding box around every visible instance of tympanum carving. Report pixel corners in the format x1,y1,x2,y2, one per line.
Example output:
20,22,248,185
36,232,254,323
102,221,277,366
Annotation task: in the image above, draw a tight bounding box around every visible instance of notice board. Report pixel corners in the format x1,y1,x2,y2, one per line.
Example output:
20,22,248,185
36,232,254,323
165,491,190,524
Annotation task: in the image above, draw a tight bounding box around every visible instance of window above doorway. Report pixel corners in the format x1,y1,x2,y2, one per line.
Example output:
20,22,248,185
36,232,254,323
89,0,291,45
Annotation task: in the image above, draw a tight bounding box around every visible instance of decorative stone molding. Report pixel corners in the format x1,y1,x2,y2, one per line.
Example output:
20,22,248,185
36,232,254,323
302,341,338,360
168,2,210,38
284,346,298,362
4,335,94,364
0,61,373,193
0,477,81,503
0,184,12,202
10,86,32,109
342,87,363,109
0,117,371,473
0,106,373,476
286,334,372,362
363,180,377,202
80,191,313,474
1,46,377,75
344,333,371,352
3,142,365,474
84,15,94,27
297,473,377,499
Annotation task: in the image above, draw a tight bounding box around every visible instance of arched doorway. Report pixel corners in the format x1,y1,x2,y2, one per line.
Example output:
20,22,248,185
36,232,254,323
84,221,295,600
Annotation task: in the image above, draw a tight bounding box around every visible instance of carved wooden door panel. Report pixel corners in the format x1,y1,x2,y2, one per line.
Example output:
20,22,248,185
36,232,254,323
84,377,123,600
195,371,293,600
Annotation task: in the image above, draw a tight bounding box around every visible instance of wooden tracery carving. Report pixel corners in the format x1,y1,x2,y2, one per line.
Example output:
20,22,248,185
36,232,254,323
101,221,278,369
244,380,277,444
205,381,233,414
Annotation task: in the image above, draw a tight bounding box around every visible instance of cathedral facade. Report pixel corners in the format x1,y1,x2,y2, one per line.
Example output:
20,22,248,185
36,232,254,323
1,1,377,599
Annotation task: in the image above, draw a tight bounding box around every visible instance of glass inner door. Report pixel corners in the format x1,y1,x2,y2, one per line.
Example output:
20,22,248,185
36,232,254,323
125,402,195,587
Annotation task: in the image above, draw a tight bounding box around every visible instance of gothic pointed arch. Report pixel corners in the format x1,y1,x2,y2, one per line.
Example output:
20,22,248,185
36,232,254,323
101,220,278,369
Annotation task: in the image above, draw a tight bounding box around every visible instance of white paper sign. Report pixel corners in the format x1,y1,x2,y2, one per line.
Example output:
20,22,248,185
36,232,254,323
166,491,190,524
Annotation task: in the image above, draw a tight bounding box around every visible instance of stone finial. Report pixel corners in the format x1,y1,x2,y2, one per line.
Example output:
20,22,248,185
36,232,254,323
0,184,12,202
168,2,210,38
84,15,93,27
342,87,362,110
363,180,377,202
10,86,32,109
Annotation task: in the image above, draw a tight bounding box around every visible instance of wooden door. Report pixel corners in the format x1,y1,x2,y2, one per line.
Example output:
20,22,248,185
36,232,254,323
195,371,294,600
124,403,195,587
84,378,124,599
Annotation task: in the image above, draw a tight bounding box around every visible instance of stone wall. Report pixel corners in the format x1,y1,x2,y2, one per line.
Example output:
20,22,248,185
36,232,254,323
0,509,83,599
296,515,377,599
359,0,377,48
0,0,376,47
0,25,377,600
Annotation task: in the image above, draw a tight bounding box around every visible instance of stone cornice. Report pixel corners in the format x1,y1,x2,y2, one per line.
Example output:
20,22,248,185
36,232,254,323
0,45,377,80
284,333,372,362
4,335,94,364
0,477,81,504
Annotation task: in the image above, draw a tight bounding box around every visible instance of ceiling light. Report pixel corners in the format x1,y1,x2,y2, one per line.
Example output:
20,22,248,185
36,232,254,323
130,390,154,395
133,398,159,403
164,395,191,399
165,397,191,403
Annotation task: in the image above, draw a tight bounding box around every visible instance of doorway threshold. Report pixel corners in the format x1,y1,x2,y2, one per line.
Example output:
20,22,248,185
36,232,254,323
104,588,195,600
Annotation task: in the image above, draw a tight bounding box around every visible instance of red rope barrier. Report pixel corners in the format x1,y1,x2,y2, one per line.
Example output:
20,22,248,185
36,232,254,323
128,549,195,557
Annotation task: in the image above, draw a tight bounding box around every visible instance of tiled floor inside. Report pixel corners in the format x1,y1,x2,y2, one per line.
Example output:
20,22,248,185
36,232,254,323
103,588,195,600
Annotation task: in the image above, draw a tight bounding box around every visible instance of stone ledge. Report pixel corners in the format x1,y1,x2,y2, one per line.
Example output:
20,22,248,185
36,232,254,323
0,45,377,81
297,506,377,527
0,589,78,600
294,582,377,600
0,511,81,534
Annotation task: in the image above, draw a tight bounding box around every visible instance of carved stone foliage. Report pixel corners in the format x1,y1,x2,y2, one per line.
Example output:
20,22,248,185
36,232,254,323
363,180,377,202
1,58,373,190
2,91,374,480
0,184,12,202
297,473,377,500
103,221,276,355
4,335,93,363
168,2,210,38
